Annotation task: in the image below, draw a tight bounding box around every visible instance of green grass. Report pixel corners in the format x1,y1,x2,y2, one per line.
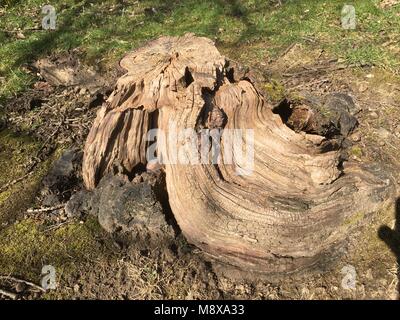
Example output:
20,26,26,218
0,0,399,103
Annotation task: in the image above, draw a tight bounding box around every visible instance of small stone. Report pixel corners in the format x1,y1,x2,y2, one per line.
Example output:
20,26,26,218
79,88,87,95
351,132,361,142
369,112,379,119
73,284,80,293
365,269,373,280
377,128,390,139
64,190,92,218
358,83,368,93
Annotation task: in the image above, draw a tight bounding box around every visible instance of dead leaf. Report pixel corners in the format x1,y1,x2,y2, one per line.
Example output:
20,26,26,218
16,32,25,39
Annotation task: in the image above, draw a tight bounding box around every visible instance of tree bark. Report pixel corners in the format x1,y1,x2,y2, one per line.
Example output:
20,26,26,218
82,34,393,273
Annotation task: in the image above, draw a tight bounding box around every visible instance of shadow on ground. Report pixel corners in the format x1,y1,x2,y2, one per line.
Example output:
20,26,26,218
378,197,400,300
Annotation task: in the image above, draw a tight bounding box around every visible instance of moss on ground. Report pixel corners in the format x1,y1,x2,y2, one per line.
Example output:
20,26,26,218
0,129,47,223
344,211,366,227
0,216,108,289
0,128,113,293
264,79,286,103
0,129,40,184
350,145,363,158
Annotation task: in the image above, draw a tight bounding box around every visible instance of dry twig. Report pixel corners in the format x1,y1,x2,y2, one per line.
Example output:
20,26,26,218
0,288,17,299
0,275,45,292
26,204,65,214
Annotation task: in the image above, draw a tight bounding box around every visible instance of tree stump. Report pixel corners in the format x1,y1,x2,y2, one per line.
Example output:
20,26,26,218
82,34,393,273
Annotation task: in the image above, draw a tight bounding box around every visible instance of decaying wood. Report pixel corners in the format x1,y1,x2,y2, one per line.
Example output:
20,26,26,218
82,34,393,273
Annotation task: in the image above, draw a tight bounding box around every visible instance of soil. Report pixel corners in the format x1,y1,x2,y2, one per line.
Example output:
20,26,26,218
0,45,399,300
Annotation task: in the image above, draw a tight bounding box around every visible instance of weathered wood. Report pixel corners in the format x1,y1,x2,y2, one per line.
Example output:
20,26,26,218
82,34,393,273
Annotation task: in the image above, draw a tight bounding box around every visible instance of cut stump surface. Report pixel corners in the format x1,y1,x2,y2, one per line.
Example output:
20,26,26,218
83,34,394,273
